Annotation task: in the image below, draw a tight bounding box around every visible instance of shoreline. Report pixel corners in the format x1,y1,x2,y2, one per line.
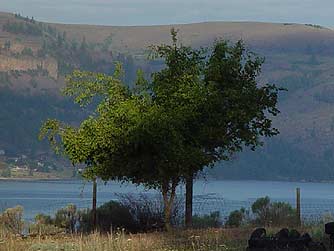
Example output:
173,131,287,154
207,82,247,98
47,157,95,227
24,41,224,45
0,177,80,182
1,176,334,184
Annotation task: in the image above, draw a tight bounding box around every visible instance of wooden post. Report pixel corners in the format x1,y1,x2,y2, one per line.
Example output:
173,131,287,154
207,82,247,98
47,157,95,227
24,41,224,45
296,187,301,226
92,178,97,229
185,175,193,228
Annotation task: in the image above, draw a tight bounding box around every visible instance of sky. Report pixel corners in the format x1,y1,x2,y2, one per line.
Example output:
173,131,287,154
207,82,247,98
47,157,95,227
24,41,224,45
1,0,333,27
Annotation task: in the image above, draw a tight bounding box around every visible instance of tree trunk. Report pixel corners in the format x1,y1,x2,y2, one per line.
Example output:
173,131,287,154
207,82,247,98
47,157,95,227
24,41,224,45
161,180,177,231
185,174,193,228
92,178,97,230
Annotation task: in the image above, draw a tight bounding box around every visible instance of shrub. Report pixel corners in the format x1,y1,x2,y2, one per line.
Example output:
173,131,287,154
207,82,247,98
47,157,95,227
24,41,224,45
192,211,221,229
29,223,63,236
1,167,11,177
225,208,245,228
54,204,78,233
3,20,42,36
35,213,53,225
252,196,270,225
0,205,24,235
29,213,65,235
251,197,298,227
80,201,136,233
97,201,136,232
119,194,183,232
269,201,297,226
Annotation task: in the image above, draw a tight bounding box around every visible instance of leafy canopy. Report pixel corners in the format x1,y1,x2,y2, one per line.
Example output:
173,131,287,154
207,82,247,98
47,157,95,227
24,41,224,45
40,30,282,191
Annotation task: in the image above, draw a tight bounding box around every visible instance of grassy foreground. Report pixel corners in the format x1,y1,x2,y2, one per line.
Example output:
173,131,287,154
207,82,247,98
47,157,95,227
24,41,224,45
0,225,328,251
0,228,249,251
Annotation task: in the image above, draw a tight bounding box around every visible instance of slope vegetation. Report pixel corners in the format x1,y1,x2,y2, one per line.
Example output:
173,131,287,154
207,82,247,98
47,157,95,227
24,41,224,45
1,12,334,180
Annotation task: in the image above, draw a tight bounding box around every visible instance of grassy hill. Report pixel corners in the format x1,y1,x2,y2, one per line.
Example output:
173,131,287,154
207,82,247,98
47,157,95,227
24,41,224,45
1,12,334,180
52,20,334,54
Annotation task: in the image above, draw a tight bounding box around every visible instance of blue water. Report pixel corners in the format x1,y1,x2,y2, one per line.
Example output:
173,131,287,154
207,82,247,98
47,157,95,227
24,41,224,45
1,179,334,221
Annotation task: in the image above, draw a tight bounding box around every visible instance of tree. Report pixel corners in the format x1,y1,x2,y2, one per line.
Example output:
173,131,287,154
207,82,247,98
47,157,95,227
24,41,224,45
40,30,281,231
142,31,281,228
182,39,282,227
40,60,205,230
252,196,271,225
39,64,132,229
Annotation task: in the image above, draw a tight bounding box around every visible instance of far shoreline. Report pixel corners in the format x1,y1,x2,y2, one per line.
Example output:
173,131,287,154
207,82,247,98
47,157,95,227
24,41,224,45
0,177,80,182
1,176,334,184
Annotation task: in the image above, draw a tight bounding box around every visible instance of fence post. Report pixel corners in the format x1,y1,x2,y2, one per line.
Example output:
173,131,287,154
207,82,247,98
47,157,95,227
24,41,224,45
296,187,301,226
92,178,97,230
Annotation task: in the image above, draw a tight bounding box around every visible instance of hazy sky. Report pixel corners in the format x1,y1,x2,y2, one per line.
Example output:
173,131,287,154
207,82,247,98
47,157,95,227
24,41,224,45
1,0,333,26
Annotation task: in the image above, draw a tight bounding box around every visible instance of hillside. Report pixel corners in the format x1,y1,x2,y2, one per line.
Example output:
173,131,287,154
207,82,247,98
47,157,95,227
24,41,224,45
52,21,334,54
1,12,334,180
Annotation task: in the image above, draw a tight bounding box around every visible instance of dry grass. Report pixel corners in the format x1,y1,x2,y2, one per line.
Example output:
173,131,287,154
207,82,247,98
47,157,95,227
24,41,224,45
0,228,249,251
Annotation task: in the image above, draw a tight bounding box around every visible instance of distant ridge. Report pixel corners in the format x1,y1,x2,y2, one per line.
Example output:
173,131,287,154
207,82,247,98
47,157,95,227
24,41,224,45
51,20,334,54
1,11,334,180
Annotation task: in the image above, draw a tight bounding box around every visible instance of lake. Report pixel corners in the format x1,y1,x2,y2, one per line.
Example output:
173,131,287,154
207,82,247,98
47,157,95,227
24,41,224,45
1,179,334,222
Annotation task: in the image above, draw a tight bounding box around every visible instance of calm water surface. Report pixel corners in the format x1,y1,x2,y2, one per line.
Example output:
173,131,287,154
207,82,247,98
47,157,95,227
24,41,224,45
1,179,334,221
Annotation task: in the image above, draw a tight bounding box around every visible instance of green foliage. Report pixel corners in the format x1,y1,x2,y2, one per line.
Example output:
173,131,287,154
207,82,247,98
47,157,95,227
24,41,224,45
3,20,42,36
225,208,246,228
100,34,113,52
269,201,298,226
36,197,181,234
0,206,24,235
1,167,11,177
54,204,78,233
14,13,36,23
251,196,271,225
40,29,281,230
251,197,297,227
30,213,63,236
29,223,63,236
80,201,136,233
305,24,325,29
119,193,183,231
35,213,53,225
192,211,221,229
0,89,86,155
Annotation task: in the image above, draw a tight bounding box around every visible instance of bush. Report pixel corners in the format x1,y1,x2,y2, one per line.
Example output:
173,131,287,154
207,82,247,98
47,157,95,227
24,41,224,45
29,223,63,236
119,194,183,232
1,167,11,177
192,211,221,229
29,211,67,235
269,202,298,226
251,197,298,227
3,20,42,36
79,201,136,233
252,196,271,225
225,208,245,228
54,204,79,233
97,201,136,232
0,206,24,235
35,213,53,225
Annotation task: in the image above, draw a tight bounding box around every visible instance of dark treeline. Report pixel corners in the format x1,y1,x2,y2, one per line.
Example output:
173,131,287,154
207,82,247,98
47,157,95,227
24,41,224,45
0,89,87,156
213,137,334,181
